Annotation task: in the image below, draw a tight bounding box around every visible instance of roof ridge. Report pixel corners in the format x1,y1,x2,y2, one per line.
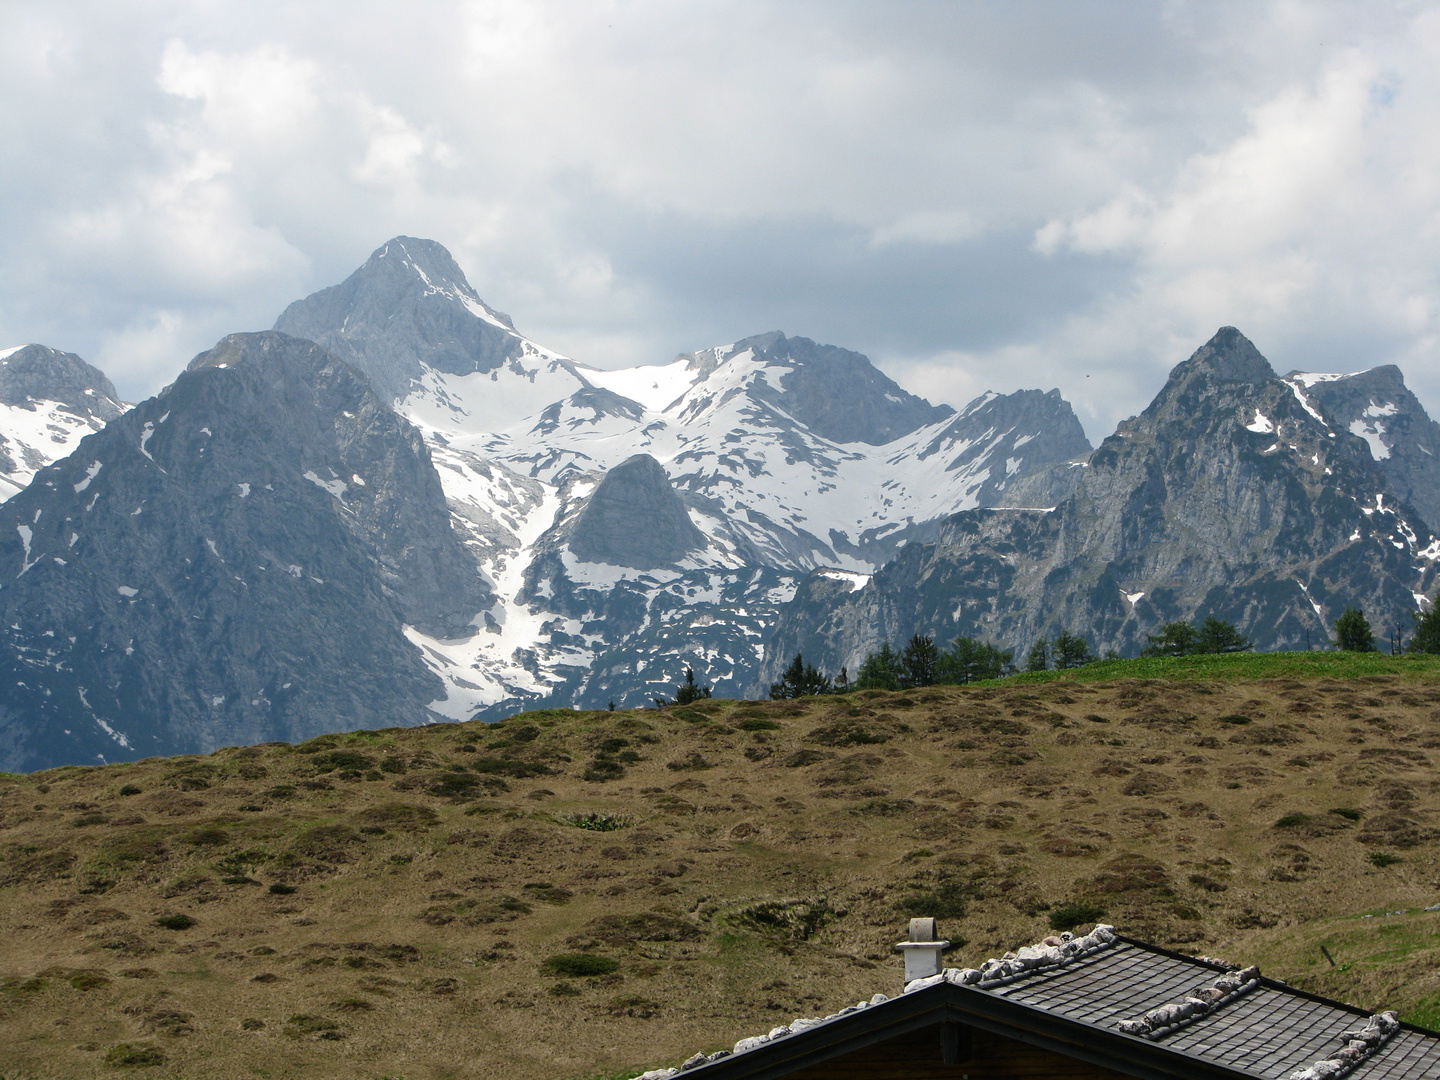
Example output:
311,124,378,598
902,922,1119,992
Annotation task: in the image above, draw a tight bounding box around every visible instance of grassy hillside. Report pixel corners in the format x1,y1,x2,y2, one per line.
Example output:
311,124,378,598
3,655,1440,1078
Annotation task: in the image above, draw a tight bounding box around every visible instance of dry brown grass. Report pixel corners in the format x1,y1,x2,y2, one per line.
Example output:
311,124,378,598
3,675,1440,1078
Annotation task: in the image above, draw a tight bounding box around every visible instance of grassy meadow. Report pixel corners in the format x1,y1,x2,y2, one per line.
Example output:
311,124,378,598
1,653,1439,1078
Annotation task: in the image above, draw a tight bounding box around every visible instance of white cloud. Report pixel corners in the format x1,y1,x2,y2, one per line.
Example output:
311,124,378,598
0,0,1438,439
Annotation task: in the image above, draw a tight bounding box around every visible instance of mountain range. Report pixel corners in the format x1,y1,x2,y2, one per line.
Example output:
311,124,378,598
0,237,1437,770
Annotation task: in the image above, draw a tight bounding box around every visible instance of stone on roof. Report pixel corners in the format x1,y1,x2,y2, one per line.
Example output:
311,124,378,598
626,924,1440,1080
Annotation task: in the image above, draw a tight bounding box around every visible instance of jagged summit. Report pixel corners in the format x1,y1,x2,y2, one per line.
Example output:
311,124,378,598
0,329,488,771
763,327,1440,684
1167,325,1276,388
273,236,538,403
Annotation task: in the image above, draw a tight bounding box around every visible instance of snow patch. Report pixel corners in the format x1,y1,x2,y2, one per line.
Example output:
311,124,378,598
303,470,348,499
1282,379,1328,424
1349,418,1391,460
1123,590,1145,605
15,524,36,576
236,483,250,498
816,569,870,593
73,461,102,493
0,345,26,361
1245,411,1274,434
117,585,138,597
1291,370,1371,387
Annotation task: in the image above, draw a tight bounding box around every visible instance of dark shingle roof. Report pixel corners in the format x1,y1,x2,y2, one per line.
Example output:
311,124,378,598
630,926,1440,1080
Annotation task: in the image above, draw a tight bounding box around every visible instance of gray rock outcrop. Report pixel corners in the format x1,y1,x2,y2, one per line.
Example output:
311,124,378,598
1291,364,1440,531
0,344,124,418
568,454,706,569
0,331,487,772
728,331,954,445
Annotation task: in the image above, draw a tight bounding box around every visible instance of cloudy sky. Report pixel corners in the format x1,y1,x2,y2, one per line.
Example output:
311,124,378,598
2,1,1438,439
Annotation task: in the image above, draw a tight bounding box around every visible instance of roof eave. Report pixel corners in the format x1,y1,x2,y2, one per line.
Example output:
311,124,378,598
681,981,1259,1080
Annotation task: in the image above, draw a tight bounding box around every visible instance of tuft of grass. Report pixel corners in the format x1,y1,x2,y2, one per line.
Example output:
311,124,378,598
541,954,620,977
154,913,196,930
1368,852,1404,868
1275,813,1312,829
1330,808,1364,822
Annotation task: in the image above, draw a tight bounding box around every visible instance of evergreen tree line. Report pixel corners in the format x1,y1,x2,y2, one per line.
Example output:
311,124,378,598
769,632,1015,698
1331,603,1440,654
760,598,1440,701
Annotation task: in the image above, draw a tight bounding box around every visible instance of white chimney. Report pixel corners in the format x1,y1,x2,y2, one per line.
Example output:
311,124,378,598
895,917,950,983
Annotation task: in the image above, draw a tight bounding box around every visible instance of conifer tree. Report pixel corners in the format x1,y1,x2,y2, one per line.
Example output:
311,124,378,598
854,644,903,690
1410,599,1440,654
1334,608,1376,652
1025,638,1050,672
901,634,940,688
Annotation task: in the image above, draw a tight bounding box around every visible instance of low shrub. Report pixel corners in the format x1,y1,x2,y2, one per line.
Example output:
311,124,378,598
582,758,626,782
561,812,630,832
154,914,195,931
731,897,840,940
104,1043,167,1068
309,750,377,773
666,752,714,772
1048,901,1107,931
471,758,550,778
897,881,968,920
738,717,782,731
1369,851,1403,867
285,1014,345,1039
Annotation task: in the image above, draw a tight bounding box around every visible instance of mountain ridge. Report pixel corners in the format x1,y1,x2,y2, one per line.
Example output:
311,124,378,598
760,327,1440,689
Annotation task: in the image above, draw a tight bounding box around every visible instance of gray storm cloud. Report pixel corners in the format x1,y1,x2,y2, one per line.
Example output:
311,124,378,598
0,0,1437,439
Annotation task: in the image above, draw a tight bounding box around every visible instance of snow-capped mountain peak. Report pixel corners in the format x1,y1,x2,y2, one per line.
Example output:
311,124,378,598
0,343,129,500
270,237,1096,716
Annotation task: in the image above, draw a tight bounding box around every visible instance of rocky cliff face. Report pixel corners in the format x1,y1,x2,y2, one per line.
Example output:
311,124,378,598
567,454,707,570
762,328,1440,684
1288,365,1440,532
0,344,128,499
0,332,487,772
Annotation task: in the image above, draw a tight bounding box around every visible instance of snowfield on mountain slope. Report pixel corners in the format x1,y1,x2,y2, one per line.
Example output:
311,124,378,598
415,345,1067,575
0,396,127,500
